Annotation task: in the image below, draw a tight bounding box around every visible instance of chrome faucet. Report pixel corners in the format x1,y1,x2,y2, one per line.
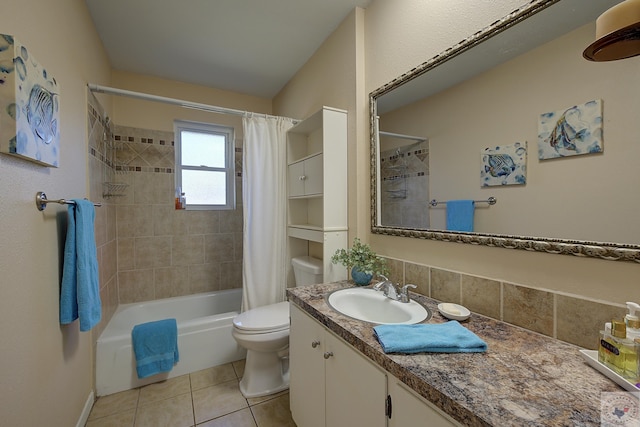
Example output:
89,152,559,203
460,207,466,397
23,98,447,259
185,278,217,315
373,275,417,303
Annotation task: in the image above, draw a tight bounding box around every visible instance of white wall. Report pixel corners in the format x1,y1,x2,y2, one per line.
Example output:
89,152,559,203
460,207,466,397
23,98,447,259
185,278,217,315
0,0,111,426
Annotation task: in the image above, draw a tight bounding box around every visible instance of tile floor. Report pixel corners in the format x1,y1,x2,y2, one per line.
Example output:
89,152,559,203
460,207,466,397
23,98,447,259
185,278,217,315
85,360,297,427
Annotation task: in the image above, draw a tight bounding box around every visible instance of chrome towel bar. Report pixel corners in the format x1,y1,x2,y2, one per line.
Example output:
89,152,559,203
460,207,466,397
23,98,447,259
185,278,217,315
429,197,497,207
35,191,102,211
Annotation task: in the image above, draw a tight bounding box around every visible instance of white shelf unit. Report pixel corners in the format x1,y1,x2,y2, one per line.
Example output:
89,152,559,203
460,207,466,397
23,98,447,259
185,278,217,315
287,107,348,285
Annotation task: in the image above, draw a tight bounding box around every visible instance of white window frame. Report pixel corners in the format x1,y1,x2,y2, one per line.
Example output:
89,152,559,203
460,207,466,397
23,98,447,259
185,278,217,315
174,120,235,210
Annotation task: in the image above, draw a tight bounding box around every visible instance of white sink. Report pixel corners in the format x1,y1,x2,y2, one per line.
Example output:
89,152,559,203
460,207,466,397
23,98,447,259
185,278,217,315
326,288,431,325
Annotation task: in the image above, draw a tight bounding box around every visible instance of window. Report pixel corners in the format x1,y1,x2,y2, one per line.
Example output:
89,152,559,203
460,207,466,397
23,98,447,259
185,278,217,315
174,120,235,210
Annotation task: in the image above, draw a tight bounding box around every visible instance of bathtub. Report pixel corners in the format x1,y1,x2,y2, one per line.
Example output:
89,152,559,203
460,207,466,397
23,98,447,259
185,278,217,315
96,289,246,396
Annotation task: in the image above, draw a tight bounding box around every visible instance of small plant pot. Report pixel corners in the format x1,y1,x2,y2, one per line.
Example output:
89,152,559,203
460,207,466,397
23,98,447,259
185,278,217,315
351,266,373,286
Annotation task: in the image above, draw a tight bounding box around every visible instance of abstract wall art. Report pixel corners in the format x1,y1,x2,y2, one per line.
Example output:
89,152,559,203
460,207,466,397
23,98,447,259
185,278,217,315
538,99,602,160
480,142,527,187
0,34,59,167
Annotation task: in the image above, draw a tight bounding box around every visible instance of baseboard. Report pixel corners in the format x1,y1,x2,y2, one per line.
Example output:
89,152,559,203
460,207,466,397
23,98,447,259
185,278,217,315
76,391,95,427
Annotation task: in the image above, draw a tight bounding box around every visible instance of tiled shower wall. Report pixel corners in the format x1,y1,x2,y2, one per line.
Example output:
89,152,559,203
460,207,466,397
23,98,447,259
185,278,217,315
383,257,626,350
380,141,429,228
87,95,244,335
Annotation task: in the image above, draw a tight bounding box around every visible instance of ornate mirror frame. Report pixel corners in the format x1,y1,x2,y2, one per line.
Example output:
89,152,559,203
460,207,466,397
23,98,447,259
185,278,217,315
370,0,640,263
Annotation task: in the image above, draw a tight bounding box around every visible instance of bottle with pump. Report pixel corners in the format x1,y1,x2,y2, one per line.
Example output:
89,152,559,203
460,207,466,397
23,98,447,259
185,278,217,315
625,302,640,339
599,319,638,381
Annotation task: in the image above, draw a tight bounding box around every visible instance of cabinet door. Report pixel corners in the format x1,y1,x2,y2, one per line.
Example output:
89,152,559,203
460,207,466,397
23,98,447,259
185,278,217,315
324,332,387,427
290,305,326,427
288,161,306,197
303,154,323,196
388,377,462,427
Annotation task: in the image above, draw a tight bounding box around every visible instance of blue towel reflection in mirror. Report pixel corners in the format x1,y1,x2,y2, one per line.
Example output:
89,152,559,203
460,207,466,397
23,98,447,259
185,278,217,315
446,200,475,232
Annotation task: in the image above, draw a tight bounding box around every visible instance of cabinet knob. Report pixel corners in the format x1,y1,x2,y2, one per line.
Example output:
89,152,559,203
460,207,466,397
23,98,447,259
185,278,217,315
299,175,307,181
311,340,320,348
323,351,333,359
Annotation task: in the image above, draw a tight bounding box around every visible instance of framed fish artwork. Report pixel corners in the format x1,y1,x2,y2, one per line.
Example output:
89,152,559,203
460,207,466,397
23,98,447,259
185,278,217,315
481,142,527,187
0,34,59,167
537,99,602,160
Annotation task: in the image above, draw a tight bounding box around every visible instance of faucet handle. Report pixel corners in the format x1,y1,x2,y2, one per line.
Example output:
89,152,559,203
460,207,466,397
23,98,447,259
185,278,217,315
399,284,417,303
373,274,390,291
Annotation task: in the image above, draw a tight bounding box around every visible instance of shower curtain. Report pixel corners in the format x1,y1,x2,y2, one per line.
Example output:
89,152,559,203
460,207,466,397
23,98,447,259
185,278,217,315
242,115,294,311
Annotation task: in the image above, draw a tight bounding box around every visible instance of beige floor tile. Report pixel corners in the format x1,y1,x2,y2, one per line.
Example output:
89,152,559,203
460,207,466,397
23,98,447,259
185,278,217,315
134,392,194,427
193,379,248,424
138,375,191,406
196,408,257,427
232,359,245,378
86,409,136,427
246,389,289,406
191,363,237,391
89,389,140,420
250,394,296,427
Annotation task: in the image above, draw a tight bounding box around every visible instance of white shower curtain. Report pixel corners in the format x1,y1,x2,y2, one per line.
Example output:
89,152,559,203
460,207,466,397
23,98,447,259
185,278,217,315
242,115,294,311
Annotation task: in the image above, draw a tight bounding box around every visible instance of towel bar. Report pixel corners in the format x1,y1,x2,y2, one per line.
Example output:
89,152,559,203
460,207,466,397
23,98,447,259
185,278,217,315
35,191,102,211
429,197,496,207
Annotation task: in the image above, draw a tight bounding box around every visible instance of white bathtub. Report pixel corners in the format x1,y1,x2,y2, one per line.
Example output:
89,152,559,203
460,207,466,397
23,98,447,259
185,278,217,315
96,289,246,396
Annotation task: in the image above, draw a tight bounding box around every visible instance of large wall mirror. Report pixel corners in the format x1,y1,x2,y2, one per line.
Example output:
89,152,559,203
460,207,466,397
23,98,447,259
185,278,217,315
370,0,640,262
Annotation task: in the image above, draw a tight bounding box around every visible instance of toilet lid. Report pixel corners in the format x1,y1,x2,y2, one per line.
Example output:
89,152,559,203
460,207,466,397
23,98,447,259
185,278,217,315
233,301,290,332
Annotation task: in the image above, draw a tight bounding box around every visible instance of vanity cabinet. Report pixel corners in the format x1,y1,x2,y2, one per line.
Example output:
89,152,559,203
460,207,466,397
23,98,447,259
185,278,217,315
286,107,348,283
290,303,463,427
387,376,461,427
290,303,387,427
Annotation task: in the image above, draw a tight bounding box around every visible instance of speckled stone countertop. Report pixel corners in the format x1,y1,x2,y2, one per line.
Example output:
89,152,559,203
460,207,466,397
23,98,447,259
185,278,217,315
287,281,623,427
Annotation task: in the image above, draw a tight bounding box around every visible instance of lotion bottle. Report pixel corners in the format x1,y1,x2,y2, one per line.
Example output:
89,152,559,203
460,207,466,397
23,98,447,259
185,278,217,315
625,302,640,339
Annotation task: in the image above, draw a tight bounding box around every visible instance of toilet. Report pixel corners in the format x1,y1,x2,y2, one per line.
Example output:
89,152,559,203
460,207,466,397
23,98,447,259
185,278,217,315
232,256,324,398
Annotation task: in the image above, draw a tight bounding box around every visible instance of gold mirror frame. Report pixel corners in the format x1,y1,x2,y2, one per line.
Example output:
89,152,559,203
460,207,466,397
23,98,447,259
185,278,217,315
369,0,640,263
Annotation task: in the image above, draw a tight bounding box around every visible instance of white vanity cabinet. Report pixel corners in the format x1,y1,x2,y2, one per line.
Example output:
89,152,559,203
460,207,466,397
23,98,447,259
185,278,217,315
290,303,464,427
290,303,387,427
286,107,348,284
387,376,462,427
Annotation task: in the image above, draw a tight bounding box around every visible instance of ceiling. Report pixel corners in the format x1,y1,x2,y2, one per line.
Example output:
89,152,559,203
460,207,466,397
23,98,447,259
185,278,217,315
85,0,372,99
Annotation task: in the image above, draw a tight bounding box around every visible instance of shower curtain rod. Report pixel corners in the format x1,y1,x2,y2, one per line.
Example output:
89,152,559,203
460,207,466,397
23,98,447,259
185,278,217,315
378,130,427,142
87,83,300,123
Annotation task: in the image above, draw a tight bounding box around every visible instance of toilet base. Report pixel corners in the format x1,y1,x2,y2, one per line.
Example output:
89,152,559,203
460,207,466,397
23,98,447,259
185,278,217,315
239,349,290,398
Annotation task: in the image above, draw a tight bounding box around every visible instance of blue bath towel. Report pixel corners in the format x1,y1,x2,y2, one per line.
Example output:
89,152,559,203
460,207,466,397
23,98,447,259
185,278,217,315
446,200,475,232
132,319,180,379
373,321,487,354
60,200,101,331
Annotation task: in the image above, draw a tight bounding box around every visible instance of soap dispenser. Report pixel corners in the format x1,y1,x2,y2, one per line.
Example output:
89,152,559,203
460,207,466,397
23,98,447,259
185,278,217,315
625,302,640,339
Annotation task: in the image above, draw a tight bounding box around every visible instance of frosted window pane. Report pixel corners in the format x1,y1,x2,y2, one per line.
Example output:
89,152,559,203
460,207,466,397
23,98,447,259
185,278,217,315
181,131,226,167
182,170,226,205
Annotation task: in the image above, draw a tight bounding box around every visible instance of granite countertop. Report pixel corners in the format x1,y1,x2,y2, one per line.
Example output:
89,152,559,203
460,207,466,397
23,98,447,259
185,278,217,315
287,281,623,427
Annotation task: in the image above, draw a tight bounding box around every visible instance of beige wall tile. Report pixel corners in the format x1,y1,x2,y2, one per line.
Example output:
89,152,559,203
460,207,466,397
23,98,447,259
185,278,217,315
205,233,235,263
188,211,220,235
385,258,404,284
405,262,429,297
172,235,205,266
220,209,243,233
190,264,221,293
556,295,626,349
503,283,554,337
135,236,172,269
220,261,242,290
118,269,154,303
155,266,190,299
461,275,501,319
431,268,460,303
117,238,135,271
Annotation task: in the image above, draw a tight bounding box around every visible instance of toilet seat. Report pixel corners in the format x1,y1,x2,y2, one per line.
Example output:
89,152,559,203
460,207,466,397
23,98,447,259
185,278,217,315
233,301,289,333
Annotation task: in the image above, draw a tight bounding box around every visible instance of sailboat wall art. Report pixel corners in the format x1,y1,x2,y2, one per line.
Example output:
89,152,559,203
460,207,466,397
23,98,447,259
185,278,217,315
537,99,602,160
0,34,59,167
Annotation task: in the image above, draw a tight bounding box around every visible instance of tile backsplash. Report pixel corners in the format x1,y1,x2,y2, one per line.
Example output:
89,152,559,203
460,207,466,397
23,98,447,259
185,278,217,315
385,258,626,350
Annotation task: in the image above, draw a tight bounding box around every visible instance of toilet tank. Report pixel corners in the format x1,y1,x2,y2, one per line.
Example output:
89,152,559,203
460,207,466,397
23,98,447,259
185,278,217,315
291,256,323,286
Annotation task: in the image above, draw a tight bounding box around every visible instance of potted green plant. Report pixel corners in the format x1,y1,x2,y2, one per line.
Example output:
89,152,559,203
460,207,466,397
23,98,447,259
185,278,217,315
331,238,389,285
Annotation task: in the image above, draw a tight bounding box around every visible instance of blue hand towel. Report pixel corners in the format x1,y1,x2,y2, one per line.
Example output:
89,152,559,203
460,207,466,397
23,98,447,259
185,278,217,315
132,319,180,379
446,200,475,232
373,321,487,354
60,200,102,331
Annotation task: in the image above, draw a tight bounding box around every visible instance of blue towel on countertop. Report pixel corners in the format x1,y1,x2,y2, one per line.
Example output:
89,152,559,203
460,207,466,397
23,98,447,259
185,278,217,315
132,319,180,379
60,199,101,331
373,321,487,354
446,200,475,232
